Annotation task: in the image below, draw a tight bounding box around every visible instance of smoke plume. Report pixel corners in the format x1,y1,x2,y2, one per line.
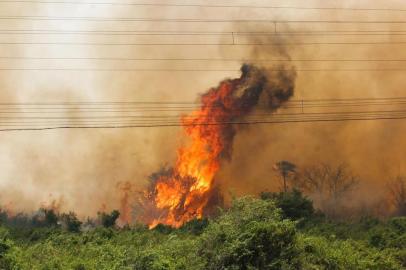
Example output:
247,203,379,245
138,64,296,227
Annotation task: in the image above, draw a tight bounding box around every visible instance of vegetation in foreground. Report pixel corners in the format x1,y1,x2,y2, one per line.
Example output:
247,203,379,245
0,191,404,270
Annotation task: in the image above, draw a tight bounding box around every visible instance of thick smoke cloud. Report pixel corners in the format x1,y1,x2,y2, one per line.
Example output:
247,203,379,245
0,0,405,220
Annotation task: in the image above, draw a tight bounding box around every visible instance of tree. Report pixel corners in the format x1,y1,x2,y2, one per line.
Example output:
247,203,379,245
274,161,297,192
198,197,300,270
152,223,173,234
298,163,358,218
198,197,301,270
387,176,406,216
179,218,209,235
60,212,82,232
43,209,58,227
261,189,315,220
32,208,58,228
99,210,120,228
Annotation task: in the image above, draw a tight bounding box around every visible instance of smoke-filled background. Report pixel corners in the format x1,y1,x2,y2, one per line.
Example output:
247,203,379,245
0,0,405,219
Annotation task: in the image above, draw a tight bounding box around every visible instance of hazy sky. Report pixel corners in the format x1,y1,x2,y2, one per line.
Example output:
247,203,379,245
0,0,405,216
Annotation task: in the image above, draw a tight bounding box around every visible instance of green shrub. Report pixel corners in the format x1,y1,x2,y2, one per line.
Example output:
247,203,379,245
61,212,82,233
179,218,209,235
199,197,300,270
0,195,403,269
153,224,173,234
99,210,120,228
261,190,315,220
299,235,402,270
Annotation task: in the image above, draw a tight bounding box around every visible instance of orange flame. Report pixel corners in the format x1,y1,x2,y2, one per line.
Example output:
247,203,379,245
149,80,245,227
144,65,295,228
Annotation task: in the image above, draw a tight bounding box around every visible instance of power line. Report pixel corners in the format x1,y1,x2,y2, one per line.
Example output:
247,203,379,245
1,101,405,111
0,41,405,46
0,68,236,71
0,106,404,114
0,97,404,109
0,110,405,123
0,97,405,105
1,103,406,129
0,103,405,130
0,98,403,114
2,112,406,125
0,101,403,111
0,99,406,110
1,115,405,127
0,1,406,12
1,30,406,36
1,30,406,35
1,16,406,23
0,115,405,132
0,68,404,72
2,56,406,62
1,108,406,118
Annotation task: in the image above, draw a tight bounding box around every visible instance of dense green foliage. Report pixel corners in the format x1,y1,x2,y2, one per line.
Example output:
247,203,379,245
0,193,404,270
98,210,120,228
260,189,316,220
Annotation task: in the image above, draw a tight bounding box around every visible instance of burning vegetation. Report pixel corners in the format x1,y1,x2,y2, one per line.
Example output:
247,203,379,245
138,64,296,227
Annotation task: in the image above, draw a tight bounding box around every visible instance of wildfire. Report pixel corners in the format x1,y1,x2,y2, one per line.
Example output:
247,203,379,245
142,64,295,228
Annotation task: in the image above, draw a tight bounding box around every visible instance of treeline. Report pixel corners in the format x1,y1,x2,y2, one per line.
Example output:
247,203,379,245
273,161,406,219
0,190,404,269
0,208,120,233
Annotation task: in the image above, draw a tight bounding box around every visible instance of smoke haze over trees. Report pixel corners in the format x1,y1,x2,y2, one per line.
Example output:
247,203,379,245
0,0,404,220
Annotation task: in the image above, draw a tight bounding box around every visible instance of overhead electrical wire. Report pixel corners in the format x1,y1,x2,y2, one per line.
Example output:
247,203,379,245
1,16,406,23
0,109,405,118
1,97,404,103
1,56,406,62
0,108,406,121
1,97,406,105
0,3,401,130
1,97,406,130
1,30,406,35
0,30,405,36
1,114,406,132
0,68,404,72
0,102,405,112
0,41,405,46
0,0,405,13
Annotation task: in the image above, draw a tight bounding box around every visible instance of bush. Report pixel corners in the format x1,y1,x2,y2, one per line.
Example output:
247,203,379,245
261,189,315,220
179,218,209,235
99,210,120,228
152,224,173,234
44,209,59,227
32,209,59,228
60,212,82,233
132,250,173,270
299,235,401,269
199,197,300,270
367,217,406,250
0,194,403,269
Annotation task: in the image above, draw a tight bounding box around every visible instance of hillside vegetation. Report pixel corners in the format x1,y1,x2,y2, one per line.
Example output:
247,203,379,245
0,191,404,270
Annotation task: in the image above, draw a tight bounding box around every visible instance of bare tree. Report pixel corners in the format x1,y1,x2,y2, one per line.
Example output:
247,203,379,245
274,161,296,192
387,175,406,216
298,163,359,218
299,163,330,200
328,164,359,204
